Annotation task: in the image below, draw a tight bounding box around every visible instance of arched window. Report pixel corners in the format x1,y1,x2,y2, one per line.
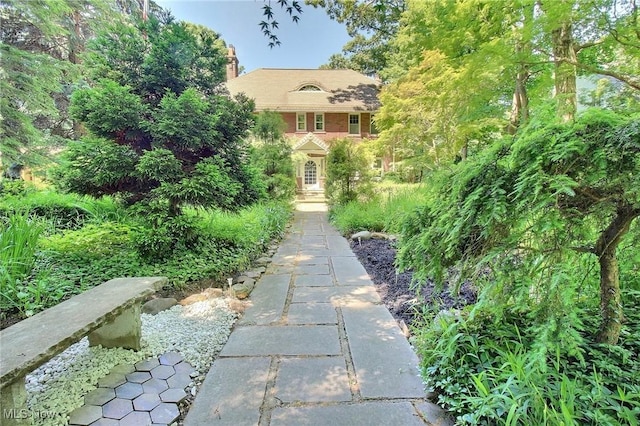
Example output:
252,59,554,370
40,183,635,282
298,85,322,92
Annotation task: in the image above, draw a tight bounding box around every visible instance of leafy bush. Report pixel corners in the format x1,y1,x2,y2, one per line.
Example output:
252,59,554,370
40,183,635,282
325,138,374,206
250,111,296,200
330,200,386,234
404,109,640,423
0,179,35,196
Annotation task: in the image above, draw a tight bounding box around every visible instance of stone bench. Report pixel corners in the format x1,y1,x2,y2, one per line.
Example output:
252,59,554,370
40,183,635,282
0,276,167,424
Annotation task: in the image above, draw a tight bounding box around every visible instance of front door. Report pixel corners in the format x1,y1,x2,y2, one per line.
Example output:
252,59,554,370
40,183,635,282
304,160,319,190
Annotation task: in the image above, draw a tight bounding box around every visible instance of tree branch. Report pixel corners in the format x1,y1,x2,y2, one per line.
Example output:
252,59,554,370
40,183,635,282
560,59,640,91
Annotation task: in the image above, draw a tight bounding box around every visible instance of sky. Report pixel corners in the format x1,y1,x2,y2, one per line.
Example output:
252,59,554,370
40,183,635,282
154,0,352,74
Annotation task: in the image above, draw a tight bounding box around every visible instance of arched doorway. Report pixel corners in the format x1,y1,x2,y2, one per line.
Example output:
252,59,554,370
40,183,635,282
304,160,318,190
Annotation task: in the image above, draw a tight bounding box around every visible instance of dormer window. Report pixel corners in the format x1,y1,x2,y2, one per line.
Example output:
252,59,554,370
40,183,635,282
298,85,322,92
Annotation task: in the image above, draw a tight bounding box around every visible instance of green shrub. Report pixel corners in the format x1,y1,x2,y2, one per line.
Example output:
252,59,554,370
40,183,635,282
39,222,134,258
0,179,35,197
325,138,374,206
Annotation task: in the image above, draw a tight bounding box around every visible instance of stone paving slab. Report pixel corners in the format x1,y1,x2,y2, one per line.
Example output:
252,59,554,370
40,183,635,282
270,401,427,426
331,256,372,286
293,274,334,287
303,248,356,257
70,355,194,426
293,264,331,275
184,357,271,426
287,303,337,325
270,254,297,266
325,235,352,251
292,286,381,305
274,357,352,402
220,326,341,356
294,255,329,265
342,304,425,399
237,274,290,326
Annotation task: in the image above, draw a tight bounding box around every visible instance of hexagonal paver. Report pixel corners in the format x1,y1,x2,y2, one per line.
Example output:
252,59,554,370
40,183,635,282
89,418,119,426
150,402,180,424
135,358,160,372
84,387,115,405
159,351,183,366
173,361,195,375
68,405,102,425
142,378,169,394
98,373,126,388
110,363,135,375
119,410,153,426
160,388,187,403
133,393,162,411
150,364,175,380
166,373,191,389
115,382,144,399
102,398,134,420
126,371,152,383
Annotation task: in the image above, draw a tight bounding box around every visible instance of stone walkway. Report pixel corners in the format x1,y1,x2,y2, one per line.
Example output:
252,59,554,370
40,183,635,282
185,203,453,426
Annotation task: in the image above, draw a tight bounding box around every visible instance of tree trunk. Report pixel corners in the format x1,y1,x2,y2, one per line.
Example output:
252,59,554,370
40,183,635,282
551,20,577,123
594,206,639,344
508,62,530,134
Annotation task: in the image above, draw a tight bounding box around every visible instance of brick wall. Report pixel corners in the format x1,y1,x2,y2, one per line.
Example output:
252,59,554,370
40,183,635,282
279,112,376,141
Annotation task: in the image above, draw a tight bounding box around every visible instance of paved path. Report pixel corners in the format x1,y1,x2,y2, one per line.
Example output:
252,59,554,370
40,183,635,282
185,203,452,426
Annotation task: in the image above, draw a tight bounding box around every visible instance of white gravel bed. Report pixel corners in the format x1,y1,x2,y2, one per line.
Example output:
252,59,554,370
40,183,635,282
25,297,238,426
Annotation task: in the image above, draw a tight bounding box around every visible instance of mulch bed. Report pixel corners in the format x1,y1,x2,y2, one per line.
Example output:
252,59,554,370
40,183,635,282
350,238,477,328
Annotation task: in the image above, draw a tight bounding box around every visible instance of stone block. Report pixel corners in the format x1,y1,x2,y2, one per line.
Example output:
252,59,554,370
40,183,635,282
142,298,177,315
88,305,142,350
0,378,28,426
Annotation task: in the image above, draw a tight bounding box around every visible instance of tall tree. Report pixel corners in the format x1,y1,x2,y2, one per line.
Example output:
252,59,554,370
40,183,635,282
310,0,405,75
0,0,157,173
57,19,262,216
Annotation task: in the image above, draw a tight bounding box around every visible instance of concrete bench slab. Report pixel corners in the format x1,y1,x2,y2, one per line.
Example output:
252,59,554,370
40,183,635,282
1,277,166,425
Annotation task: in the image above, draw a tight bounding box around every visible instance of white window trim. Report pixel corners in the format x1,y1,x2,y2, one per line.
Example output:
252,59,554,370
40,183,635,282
348,113,361,135
296,112,307,132
314,113,325,132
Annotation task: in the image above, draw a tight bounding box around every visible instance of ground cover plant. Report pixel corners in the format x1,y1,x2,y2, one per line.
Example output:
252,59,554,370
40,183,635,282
0,183,291,326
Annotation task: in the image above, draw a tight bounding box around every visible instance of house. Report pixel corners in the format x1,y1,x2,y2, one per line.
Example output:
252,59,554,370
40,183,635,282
224,47,381,193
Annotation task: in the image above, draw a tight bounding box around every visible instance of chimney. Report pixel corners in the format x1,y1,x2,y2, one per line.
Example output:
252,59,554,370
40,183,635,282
226,45,238,81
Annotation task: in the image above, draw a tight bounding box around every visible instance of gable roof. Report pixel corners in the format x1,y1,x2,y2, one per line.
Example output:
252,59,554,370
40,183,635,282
225,68,381,112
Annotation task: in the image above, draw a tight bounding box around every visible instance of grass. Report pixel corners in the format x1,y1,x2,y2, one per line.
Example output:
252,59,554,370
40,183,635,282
330,183,427,235
0,215,43,314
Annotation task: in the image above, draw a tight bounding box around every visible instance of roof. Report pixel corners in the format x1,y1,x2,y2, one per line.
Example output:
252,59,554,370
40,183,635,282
225,68,381,112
